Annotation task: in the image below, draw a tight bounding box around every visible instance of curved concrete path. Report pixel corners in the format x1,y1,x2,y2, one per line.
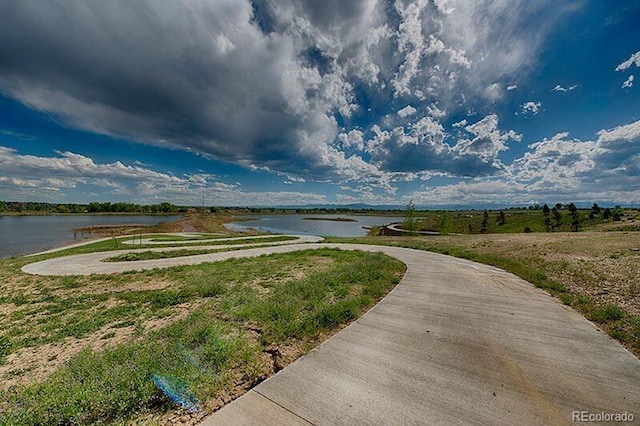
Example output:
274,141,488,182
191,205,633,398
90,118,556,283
21,235,323,275
20,241,640,424
121,233,286,246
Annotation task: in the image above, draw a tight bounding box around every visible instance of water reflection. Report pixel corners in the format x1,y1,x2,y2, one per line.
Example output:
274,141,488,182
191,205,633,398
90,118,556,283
225,214,404,237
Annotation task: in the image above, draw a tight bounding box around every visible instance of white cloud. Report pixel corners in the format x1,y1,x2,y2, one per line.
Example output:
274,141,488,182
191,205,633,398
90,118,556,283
1,129,37,141
0,146,255,204
596,120,640,144
452,119,467,128
519,101,542,115
552,84,578,92
426,104,446,118
335,190,397,206
507,85,517,91
391,0,431,97
616,51,640,71
397,105,418,118
433,0,455,15
366,113,520,179
0,144,330,206
484,83,503,102
508,133,599,189
455,114,521,162
622,75,634,88
337,129,365,151
0,146,184,183
410,120,640,206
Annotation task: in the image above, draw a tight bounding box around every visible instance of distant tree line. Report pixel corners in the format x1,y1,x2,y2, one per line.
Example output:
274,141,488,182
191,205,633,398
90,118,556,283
0,201,183,214
240,206,406,215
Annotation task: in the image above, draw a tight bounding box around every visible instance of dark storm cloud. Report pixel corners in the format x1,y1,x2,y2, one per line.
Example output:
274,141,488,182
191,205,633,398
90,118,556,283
0,0,567,188
0,1,316,170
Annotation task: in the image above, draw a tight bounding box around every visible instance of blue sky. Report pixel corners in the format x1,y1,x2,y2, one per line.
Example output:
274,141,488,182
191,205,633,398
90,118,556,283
1,0,639,207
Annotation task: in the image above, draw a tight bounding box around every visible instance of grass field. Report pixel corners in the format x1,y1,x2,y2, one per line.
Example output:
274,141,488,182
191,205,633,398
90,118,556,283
396,207,640,234
0,241,405,424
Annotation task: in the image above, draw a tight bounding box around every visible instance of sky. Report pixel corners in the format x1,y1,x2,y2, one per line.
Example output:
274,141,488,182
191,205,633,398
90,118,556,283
0,0,639,208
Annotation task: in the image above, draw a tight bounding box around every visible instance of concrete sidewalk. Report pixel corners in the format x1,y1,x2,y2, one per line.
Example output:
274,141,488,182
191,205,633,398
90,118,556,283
21,235,323,275
201,245,640,425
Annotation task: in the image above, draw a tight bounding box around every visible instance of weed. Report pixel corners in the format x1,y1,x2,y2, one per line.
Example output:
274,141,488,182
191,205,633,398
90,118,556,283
589,304,624,322
101,331,116,340
0,336,12,364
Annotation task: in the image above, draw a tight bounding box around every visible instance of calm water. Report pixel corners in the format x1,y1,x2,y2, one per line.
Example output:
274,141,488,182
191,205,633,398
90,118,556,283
0,215,180,258
225,214,404,237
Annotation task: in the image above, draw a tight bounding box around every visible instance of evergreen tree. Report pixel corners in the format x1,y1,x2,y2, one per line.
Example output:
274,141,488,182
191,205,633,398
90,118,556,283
552,206,562,228
496,209,506,225
568,203,580,232
481,210,489,233
542,203,551,232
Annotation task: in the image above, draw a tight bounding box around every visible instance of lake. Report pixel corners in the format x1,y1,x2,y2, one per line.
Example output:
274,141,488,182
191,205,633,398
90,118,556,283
225,214,404,237
0,215,180,258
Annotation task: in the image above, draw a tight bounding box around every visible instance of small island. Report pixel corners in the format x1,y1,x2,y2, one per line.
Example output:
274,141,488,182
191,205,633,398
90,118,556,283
302,217,358,222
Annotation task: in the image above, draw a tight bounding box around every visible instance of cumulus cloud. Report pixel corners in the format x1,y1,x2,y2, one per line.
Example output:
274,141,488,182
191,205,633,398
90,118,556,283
408,119,640,206
0,145,201,202
366,114,520,177
519,101,542,115
0,0,576,189
397,105,418,118
409,116,640,207
452,119,467,128
0,145,329,205
507,85,517,91
0,146,183,184
596,120,640,143
552,84,578,92
353,118,640,206
622,75,634,88
616,51,640,71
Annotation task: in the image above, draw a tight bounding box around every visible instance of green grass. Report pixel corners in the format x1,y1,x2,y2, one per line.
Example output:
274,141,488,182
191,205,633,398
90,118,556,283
1,315,250,425
144,233,227,242
104,248,235,262
0,248,405,424
102,238,299,262
399,208,640,235
19,235,294,261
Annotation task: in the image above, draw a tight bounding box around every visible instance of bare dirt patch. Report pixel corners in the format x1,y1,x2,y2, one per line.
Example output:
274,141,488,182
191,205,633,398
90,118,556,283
0,300,199,390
